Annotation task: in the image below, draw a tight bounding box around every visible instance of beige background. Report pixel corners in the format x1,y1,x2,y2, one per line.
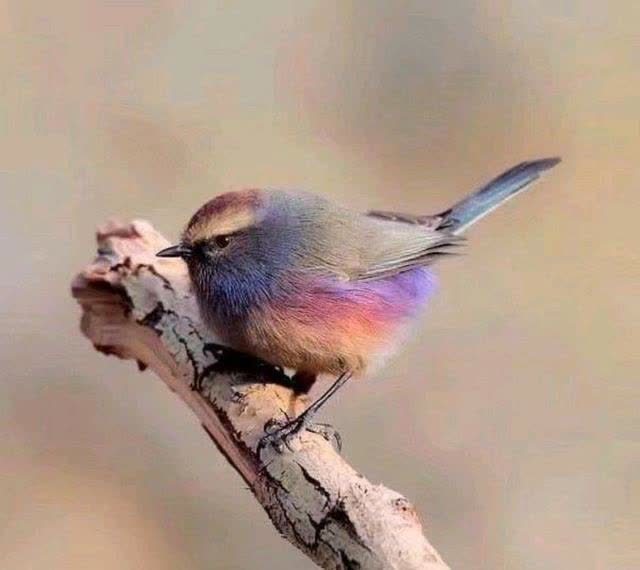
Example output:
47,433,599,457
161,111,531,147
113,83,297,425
1,1,638,569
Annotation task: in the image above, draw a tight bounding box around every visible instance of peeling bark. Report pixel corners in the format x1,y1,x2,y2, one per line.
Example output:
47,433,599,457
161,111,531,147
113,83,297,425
71,219,450,570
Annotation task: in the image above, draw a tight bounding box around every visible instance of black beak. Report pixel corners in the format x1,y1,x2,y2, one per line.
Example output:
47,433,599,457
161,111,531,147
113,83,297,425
156,244,192,259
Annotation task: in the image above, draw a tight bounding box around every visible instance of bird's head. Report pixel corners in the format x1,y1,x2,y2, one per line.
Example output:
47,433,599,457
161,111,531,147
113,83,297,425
158,188,264,267
156,189,304,314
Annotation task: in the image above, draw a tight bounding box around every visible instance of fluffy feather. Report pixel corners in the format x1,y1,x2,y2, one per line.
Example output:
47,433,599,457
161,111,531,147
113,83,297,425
175,158,560,377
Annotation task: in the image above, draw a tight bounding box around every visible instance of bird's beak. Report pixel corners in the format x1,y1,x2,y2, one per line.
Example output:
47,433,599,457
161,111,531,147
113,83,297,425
156,244,192,259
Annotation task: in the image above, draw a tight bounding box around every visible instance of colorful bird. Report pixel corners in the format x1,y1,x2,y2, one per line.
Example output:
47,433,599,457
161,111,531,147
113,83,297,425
158,158,560,446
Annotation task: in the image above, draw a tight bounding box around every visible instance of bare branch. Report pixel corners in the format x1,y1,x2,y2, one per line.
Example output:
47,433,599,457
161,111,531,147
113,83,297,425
71,219,450,570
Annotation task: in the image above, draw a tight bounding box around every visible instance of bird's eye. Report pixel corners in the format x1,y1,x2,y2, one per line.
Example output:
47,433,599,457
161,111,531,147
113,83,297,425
214,234,231,249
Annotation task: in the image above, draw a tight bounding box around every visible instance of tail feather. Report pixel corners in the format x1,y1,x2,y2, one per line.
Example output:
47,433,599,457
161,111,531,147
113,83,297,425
438,157,561,234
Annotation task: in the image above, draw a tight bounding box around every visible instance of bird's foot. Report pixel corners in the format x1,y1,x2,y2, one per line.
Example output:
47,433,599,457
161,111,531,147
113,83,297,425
259,416,305,453
259,415,341,454
193,342,292,391
258,370,351,453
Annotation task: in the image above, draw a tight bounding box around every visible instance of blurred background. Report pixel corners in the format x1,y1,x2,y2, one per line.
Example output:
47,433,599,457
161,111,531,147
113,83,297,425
1,1,638,568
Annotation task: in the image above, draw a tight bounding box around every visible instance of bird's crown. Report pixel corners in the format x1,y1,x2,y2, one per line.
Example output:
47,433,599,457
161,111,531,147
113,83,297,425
182,189,264,242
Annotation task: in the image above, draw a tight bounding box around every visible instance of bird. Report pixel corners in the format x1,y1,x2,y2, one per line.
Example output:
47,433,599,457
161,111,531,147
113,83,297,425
157,157,560,446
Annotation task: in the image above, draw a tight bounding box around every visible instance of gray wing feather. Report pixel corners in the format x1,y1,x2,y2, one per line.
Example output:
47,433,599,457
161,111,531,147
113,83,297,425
349,218,463,281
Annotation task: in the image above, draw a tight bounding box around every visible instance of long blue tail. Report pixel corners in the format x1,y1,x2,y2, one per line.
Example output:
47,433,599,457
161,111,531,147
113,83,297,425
439,157,561,234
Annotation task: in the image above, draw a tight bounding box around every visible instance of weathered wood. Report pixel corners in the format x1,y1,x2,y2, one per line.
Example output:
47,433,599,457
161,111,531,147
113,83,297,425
71,219,449,570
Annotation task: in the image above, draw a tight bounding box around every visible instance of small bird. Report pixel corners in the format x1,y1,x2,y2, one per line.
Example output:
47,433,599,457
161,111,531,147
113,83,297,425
158,158,560,444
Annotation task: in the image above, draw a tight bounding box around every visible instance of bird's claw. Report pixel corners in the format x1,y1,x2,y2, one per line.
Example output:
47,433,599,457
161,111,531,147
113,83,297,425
259,417,342,454
260,416,302,453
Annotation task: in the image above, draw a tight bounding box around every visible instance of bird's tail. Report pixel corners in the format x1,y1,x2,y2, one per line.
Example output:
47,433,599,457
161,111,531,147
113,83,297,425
437,157,561,235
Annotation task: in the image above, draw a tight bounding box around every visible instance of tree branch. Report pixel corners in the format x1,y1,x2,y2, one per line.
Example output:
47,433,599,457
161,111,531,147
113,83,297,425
71,219,449,570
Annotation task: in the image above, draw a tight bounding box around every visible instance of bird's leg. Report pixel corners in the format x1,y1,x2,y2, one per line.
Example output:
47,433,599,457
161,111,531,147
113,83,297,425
260,370,352,453
291,370,342,451
196,342,292,391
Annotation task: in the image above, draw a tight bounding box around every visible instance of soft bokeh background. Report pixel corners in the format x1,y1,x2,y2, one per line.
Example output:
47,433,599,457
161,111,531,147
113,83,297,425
1,1,638,568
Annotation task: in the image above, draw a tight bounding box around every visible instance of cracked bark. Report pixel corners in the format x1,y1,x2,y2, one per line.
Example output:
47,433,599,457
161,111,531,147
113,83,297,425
71,219,450,570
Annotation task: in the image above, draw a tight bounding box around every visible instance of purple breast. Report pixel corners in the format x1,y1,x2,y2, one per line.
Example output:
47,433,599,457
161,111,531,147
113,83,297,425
275,267,437,337
355,267,437,321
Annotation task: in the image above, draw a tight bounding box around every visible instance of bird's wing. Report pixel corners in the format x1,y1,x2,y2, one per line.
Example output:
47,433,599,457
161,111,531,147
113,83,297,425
283,190,460,282
346,215,463,282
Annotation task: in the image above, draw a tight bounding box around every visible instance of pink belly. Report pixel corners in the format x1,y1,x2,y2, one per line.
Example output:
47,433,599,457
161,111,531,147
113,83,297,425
239,269,437,375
